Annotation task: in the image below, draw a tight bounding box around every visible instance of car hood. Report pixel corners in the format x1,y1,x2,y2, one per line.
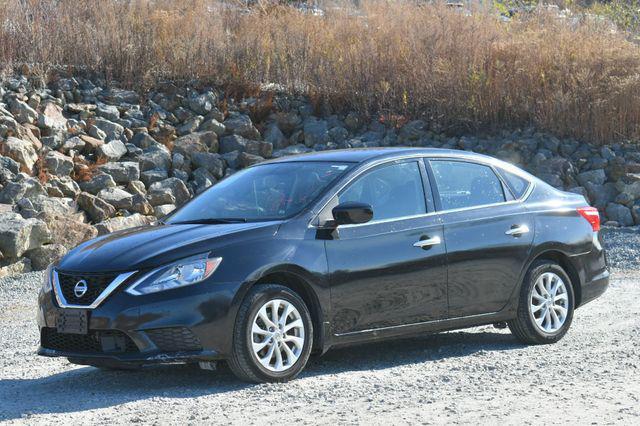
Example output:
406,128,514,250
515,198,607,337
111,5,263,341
56,221,283,273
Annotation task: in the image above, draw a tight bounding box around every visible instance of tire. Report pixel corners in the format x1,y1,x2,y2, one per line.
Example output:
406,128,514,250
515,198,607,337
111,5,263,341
508,260,575,345
227,284,313,383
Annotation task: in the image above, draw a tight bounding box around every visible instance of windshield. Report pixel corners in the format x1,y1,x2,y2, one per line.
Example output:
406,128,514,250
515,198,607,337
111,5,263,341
166,161,353,223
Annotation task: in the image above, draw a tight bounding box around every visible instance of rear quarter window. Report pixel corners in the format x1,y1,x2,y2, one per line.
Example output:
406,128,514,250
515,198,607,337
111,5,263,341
499,169,531,199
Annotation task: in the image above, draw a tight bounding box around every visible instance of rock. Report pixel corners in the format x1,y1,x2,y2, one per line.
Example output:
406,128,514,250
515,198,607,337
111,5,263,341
95,102,120,121
87,124,107,141
219,135,272,158
141,169,169,187
188,92,217,115
303,117,329,147
10,100,38,124
148,178,191,206
130,194,154,215
37,212,97,249
62,136,86,154
399,120,428,142
199,118,225,135
44,151,74,176
27,195,78,217
95,214,154,235
26,244,68,270
93,117,124,141
191,168,216,194
138,144,171,171
191,152,225,179
127,180,147,196
275,112,301,134
154,204,176,217
38,101,66,131
130,132,159,149
0,257,32,278
147,191,176,206
605,203,633,227
221,151,240,169
615,177,640,202
177,115,203,136
238,152,264,167
632,204,640,225
1,136,38,171
77,192,116,222
0,212,51,258
47,176,80,198
102,88,140,104
264,122,287,149
97,187,134,210
79,134,104,152
99,161,140,184
0,155,20,175
224,114,261,139
0,175,46,204
577,169,607,187
78,173,117,194
272,144,312,158
585,182,618,209
173,132,217,158
344,112,364,132
97,139,127,161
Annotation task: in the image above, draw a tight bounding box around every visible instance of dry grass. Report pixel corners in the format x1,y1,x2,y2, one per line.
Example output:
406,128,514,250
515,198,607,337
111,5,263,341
1,0,640,144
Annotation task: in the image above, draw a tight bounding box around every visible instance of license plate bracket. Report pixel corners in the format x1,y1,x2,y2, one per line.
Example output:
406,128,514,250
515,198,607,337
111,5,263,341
56,310,89,334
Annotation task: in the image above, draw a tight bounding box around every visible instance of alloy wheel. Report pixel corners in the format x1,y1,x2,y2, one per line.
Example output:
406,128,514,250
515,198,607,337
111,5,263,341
250,299,305,372
529,272,569,333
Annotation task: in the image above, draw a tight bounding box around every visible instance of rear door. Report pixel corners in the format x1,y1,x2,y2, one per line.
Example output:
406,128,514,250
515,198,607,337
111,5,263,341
426,158,534,317
324,159,448,334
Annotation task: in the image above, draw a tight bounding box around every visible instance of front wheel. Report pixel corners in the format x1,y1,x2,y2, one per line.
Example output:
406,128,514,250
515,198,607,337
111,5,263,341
508,260,575,345
227,284,313,383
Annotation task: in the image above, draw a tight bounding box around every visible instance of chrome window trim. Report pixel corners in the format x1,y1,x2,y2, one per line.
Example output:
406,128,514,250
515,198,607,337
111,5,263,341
309,153,535,229
52,269,138,310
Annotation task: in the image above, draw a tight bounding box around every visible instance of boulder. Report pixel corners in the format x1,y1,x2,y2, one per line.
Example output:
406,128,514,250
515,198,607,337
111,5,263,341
177,115,204,136
303,117,329,147
605,203,634,227
79,134,104,152
127,180,147,196
0,258,32,279
191,152,225,179
77,192,116,223
173,131,218,157
97,187,134,210
264,122,287,149
37,212,97,249
188,92,217,115
27,195,78,217
275,112,302,135
92,117,124,141
1,136,38,171
141,169,169,187
95,214,154,235
61,136,86,154
95,103,120,121
0,174,47,204
44,151,74,176
130,132,160,149
130,194,154,215
10,100,38,124
97,140,127,161
26,244,68,271
99,162,140,184
154,204,176,217
0,212,51,258
138,144,171,171
191,168,216,194
238,152,264,168
577,169,607,187
199,118,225,136
78,173,117,194
224,114,260,139
38,101,66,131
219,135,272,158
47,176,80,198
148,177,191,206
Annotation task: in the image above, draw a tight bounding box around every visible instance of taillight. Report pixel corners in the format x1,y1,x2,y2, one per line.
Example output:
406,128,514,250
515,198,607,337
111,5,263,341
577,206,600,232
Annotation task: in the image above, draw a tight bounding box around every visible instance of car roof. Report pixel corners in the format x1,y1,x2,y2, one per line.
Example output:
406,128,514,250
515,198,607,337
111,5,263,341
266,147,499,165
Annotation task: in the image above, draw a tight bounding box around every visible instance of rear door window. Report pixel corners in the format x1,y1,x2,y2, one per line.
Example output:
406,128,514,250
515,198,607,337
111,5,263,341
429,160,506,210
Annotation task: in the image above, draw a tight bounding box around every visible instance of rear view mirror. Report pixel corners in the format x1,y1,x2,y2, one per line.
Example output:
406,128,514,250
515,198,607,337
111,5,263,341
332,202,373,225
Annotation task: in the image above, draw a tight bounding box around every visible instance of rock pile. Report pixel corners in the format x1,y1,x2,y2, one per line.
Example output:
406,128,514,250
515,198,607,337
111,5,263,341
1,73,639,277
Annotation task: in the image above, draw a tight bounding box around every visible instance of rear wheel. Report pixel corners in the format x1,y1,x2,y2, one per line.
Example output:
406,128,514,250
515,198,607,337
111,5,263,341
508,260,575,345
227,284,313,383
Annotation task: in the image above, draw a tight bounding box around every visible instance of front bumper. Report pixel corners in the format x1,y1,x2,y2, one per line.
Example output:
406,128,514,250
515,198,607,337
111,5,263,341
37,276,242,364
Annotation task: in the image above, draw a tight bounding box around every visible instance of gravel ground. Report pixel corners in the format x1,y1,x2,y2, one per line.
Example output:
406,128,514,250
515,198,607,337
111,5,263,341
1,228,639,425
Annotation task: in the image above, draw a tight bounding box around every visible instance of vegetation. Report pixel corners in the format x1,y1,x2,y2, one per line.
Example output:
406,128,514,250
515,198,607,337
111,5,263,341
1,0,640,144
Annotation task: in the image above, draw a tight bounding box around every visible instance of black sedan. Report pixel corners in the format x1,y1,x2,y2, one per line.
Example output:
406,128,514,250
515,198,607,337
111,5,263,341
37,148,609,382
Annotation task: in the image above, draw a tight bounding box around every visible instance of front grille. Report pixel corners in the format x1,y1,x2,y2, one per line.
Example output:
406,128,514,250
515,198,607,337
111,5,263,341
41,328,139,354
56,271,119,306
145,327,202,352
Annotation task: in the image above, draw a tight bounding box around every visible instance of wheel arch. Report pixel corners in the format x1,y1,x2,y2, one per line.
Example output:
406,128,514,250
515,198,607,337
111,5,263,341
236,266,326,353
527,250,582,307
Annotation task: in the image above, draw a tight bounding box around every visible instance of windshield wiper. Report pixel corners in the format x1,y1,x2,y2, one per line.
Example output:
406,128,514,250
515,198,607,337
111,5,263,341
170,218,248,225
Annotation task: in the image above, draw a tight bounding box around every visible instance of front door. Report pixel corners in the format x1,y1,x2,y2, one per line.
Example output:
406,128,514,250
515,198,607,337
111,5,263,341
324,159,448,335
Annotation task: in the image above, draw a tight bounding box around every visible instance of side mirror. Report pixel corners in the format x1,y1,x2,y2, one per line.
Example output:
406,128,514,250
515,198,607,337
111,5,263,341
332,202,373,226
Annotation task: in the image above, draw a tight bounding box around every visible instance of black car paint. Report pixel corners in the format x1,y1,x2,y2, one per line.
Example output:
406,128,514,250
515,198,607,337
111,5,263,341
37,148,609,364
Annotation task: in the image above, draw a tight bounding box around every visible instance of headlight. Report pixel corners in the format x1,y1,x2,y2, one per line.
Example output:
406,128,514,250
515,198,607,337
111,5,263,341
42,264,53,293
126,254,222,296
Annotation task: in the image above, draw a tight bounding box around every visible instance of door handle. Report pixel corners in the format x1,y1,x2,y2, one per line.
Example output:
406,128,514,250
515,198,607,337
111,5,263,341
505,225,530,236
413,236,441,248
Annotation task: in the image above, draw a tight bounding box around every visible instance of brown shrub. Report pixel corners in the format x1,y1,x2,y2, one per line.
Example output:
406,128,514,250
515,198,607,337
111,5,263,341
0,0,639,143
